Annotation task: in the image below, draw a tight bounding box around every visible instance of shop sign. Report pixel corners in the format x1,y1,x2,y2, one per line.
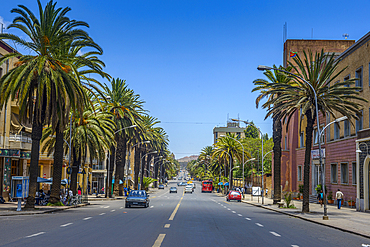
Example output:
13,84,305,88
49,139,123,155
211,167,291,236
311,148,325,159
0,149,20,157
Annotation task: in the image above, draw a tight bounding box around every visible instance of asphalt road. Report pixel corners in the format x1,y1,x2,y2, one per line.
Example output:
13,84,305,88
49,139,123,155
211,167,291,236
1,181,370,247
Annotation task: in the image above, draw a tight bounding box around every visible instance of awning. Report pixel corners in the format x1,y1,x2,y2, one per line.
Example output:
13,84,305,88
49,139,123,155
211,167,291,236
112,179,123,184
37,177,52,184
218,182,223,185
224,182,229,186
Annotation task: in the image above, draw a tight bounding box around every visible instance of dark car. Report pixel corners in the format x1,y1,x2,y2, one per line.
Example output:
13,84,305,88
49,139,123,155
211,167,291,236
125,190,150,208
158,184,165,189
169,187,177,193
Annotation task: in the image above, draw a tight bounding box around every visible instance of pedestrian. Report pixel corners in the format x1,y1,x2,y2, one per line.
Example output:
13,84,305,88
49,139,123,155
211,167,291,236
78,186,82,196
265,188,268,197
336,189,344,209
317,190,323,207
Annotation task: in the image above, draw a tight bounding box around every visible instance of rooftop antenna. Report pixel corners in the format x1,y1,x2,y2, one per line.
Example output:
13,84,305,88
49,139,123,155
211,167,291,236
343,33,349,40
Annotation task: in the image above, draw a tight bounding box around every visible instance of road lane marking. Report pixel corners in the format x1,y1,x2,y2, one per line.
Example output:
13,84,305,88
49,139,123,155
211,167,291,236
120,207,123,209
227,208,231,210
26,232,45,238
245,217,251,220
255,223,264,227
232,211,236,213
225,201,230,204
151,196,157,199
103,206,110,208
237,214,242,217
270,231,281,237
152,234,166,247
60,223,73,227
291,245,300,247
150,206,154,208
164,224,170,228
169,193,184,221
83,217,92,220
111,210,116,212
99,213,106,215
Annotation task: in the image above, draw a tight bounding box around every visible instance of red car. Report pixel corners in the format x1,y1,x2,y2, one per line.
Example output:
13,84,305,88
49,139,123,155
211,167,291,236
226,191,242,202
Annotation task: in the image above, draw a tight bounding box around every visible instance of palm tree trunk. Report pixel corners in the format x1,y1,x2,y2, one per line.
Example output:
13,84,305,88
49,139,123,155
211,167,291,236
133,146,140,190
154,161,159,188
114,135,126,196
229,153,233,190
70,147,82,195
25,91,46,209
273,113,282,204
140,153,146,189
302,109,314,213
106,146,114,198
49,123,63,204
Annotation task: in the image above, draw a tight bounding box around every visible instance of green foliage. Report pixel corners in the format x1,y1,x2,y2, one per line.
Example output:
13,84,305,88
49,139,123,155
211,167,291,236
298,184,304,194
244,123,259,138
47,202,65,206
140,177,157,191
284,192,292,208
327,191,333,200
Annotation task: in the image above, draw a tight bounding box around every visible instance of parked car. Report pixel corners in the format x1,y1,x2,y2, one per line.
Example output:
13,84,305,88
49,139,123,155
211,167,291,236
185,185,193,193
170,187,177,193
125,190,150,208
158,184,165,189
226,191,242,202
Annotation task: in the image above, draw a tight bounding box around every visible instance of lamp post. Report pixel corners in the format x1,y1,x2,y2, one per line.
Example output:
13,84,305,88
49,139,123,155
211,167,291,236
318,116,348,218
127,141,150,189
139,151,158,190
258,65,323,216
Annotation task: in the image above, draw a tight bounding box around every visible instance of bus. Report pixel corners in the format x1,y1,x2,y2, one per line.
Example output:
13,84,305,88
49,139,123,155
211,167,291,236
201,180,213,193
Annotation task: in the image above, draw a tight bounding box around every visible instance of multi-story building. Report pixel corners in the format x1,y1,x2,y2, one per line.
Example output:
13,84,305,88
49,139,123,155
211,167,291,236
213,119,246,143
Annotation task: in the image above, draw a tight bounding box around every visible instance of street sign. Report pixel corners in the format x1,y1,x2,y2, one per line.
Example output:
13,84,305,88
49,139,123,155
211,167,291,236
252,187,261,196
67,167,71,174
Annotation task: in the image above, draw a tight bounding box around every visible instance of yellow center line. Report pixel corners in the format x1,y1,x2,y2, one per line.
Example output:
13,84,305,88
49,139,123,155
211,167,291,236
164,224,170,228
224,201,230,204
168,190,184,221
152,234,166,247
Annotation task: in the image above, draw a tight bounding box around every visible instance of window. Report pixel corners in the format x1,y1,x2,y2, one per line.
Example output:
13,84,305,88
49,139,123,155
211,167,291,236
314,128,324,144
300,132,304,148
344,75,350,87
0,67,3,78
326,114,331,141
334,122,340,140
298,165,302,181
300,107,302,116
331,164,338,183
356,111,363,133
352,162,357,185
344,120,350,137
341,163,348,184
356,67,363,90
284,136,287,150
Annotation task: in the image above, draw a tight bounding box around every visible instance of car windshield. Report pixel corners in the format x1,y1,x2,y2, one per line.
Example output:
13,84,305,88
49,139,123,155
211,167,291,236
129,191,146,197
170,187,176,189
230,191,240,196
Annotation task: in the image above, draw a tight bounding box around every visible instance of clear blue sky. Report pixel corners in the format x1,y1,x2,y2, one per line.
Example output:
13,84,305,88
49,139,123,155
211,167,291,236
1,0,370,159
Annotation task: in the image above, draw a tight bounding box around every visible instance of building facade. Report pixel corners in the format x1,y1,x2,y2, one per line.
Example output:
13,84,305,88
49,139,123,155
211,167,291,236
213,119,246,143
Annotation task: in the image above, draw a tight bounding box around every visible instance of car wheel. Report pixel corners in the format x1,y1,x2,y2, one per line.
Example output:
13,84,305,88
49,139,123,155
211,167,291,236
125,204,128,208
238,200,241,202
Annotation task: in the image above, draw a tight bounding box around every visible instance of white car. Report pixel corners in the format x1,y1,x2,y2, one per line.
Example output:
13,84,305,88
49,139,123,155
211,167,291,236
184,185,193,193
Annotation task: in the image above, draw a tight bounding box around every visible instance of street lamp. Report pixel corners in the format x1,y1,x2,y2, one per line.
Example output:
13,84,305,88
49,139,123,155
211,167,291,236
318,116,348,218
258,65,323,217
139,151,158,190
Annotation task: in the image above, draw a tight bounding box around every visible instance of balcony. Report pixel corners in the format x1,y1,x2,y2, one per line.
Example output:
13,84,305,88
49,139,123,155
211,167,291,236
8,133,32,150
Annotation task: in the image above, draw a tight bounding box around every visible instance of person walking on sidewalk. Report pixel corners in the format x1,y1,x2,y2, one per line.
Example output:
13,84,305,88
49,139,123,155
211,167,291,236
317,190,324,207
336,189,344,209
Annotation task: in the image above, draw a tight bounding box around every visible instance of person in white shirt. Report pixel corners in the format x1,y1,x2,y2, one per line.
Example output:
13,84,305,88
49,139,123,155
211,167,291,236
336,189,344,209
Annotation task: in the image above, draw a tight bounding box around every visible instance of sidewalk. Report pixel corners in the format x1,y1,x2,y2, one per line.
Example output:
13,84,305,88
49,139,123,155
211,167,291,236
0,187,160,216
239,194,370,239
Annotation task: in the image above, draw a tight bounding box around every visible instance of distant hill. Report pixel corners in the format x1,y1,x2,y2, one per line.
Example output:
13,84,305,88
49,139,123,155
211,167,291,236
177,155,198,163
177,155,198,170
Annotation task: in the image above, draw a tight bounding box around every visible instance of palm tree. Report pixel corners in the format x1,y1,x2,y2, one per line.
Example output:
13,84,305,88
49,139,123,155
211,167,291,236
263,50,367,212
252,65,293,204
0,1,91,208
213,133,249,190
102,78,145,196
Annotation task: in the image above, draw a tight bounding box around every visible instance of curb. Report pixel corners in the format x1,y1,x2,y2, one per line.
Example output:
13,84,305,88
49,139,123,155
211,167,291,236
241,200,370,240
0,203,90,217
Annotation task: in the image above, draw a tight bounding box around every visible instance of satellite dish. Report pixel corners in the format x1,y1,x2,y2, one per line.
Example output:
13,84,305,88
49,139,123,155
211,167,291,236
343,33,349,39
